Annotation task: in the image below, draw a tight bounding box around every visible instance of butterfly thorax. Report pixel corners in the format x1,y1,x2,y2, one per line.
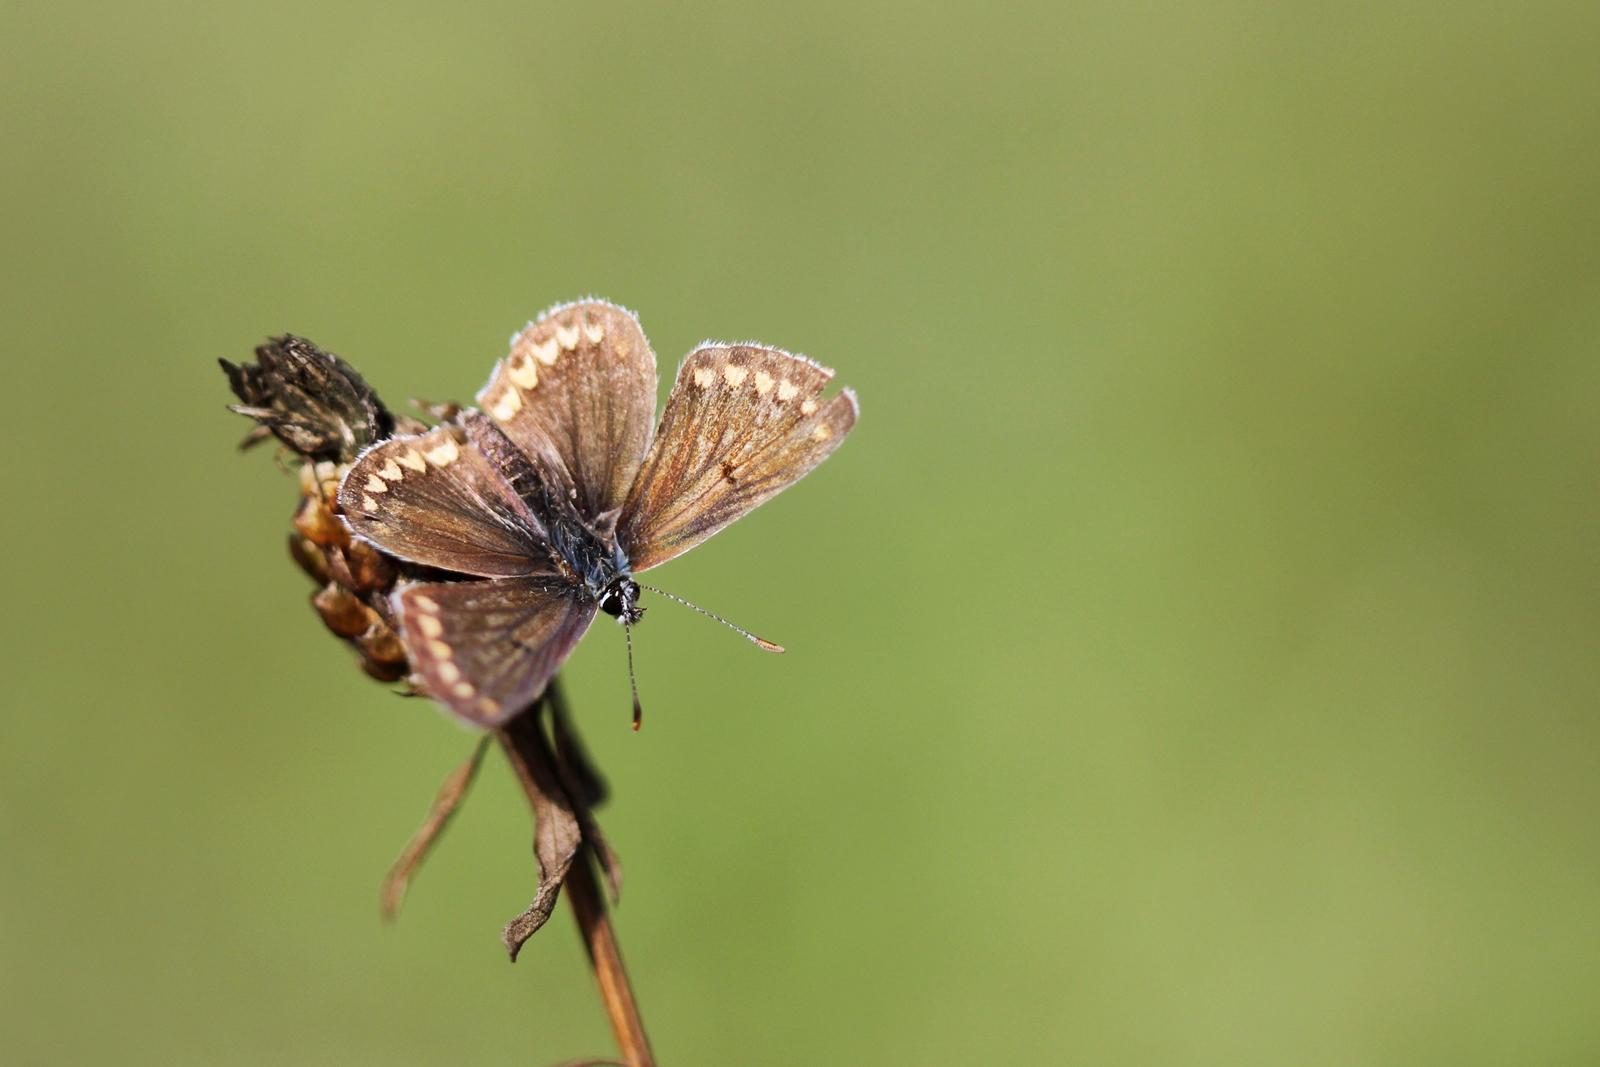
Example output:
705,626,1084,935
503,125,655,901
465,411,644,625
546,513,642,624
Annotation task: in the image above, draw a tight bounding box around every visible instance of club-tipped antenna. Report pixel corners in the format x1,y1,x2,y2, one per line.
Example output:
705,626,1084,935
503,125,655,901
625,618,643,731
635,584,785,653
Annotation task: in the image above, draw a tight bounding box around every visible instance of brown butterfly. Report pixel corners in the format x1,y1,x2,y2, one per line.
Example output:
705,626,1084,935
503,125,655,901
336,300,857,728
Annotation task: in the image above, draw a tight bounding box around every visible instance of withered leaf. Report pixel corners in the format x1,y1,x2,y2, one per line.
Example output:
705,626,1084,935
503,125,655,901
497,706,583,961
380,735,492,920
548,679,622,902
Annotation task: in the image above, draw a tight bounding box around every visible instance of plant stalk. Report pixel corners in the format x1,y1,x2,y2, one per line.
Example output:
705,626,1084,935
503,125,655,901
496,726,656,1067
565,848,655,1067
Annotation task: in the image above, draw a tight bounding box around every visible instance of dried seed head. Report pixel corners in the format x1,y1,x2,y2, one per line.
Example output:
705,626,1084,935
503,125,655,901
221,335,394,463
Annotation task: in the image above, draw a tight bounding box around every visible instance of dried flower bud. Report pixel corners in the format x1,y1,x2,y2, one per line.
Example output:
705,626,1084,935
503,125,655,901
355,618,408,675
343,538,397,593
313,584,376,638
288,531,333,586
293,488,349,550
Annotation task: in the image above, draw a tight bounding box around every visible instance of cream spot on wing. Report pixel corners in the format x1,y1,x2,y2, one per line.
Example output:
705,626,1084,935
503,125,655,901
361,494,380,512
614,338,632,357
427,639,453,660
800,399,819,415
507,356,539,390
583,319,604,344
490,388,522,420
531,338,560,365
424,438,460,466
811,423,831,441
777,379,799,401
379,458,404,481
477,697,501,716
754,370,775,394
723,364,749,387
452,681,476,698
415,614,443,638
413,594,440,613
399,448,427,472
555,323,580,350
693,367,715,388
364,474,388,493
436,660,461,684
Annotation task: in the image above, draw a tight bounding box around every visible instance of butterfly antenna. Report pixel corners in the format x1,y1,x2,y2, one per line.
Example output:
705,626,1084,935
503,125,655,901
635,584,785,653
625,618,643,731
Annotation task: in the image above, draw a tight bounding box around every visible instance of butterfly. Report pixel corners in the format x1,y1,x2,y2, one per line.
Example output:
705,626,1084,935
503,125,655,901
336,300,857,728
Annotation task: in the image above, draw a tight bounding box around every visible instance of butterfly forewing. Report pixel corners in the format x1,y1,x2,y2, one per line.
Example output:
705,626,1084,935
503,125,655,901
394,578,598,726
477,300,657,522
338,426,555,578
618,344,858,572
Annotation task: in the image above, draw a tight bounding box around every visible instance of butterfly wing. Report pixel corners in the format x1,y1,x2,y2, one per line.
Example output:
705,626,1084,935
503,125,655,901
393,578,597,726
476,300,658,523
617,344,858,573
337,425,556,578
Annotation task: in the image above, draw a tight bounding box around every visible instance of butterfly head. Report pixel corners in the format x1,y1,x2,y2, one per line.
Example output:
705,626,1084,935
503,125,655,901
598,577,644,626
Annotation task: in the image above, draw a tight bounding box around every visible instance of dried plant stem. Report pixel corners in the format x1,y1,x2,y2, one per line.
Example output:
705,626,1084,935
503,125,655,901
565,848,655,1067
496,726,657,1067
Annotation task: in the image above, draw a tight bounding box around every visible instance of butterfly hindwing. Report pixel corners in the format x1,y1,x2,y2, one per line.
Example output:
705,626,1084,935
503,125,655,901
338,426,555,578
618,344,858,572
394,578,597,727
477,300,658,523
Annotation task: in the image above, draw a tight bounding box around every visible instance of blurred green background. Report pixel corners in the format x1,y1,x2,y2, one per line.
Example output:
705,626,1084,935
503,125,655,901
4,0,1599,1063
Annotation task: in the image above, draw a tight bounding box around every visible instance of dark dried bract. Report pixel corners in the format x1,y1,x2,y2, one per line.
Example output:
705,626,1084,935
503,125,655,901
221,335,395,463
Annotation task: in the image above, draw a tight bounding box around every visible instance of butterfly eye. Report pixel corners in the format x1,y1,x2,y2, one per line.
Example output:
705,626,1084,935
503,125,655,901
598,579,642,620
